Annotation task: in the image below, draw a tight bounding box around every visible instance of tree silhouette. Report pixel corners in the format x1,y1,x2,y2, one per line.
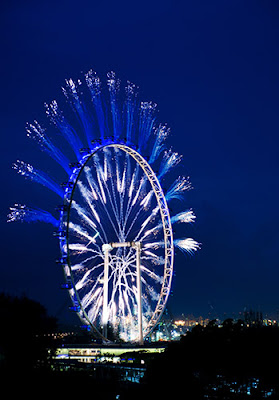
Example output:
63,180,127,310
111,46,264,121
0,293,57,373
141,320,279,399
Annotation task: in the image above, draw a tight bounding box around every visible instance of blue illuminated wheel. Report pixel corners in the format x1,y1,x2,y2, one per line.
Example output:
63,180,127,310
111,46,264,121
59,143,174,342
9,70,200,343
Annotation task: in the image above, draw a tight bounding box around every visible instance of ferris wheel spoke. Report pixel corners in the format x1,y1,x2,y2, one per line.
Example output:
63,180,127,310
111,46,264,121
122,167,140,233
81,285,102,310
93,151,121,223
71,200,99,231
71,250,102,269
75,262,104,290
68,222,99,244
76,182,101,224
128,203,159,243
140,265,163,284
87,289,103,322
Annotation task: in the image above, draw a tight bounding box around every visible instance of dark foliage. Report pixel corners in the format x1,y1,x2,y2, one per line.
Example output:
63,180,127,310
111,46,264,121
2,304,279,399
141,320,279,399
0,293,57,374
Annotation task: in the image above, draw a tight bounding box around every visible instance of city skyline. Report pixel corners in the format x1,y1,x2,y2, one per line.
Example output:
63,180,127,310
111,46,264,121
1,1,279,328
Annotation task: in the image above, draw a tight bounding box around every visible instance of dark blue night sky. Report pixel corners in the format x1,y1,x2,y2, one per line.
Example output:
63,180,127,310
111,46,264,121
1,0,279,325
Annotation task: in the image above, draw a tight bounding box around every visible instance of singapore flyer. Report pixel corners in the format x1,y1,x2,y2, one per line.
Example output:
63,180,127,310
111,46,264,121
8,71,200,343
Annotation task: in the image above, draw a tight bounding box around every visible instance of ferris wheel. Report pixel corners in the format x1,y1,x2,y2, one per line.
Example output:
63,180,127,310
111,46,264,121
8,71,200,343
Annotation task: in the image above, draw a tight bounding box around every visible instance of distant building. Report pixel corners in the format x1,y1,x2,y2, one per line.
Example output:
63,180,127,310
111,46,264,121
243,309,263,326
55,344,165,364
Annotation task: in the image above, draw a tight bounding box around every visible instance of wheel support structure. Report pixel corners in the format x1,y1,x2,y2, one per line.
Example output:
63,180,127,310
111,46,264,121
102,241,143,345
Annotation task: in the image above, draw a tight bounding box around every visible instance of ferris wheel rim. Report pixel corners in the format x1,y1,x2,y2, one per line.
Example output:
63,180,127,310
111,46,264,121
60,142,174,340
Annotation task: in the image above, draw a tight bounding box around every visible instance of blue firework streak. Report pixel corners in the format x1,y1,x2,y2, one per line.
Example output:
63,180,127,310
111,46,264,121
8,71,200,341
